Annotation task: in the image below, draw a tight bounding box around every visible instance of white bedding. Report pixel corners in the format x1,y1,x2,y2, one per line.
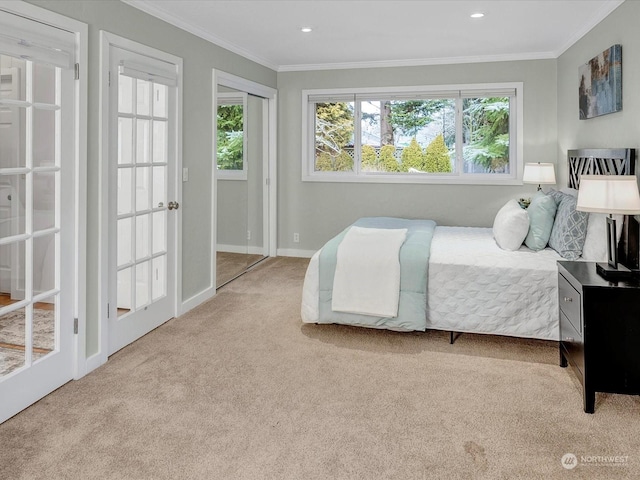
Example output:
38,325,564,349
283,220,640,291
332,226,407,317
301,225,563,340
426,226,561,340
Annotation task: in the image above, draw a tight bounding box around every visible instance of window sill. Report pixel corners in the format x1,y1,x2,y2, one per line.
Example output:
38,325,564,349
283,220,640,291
302,172,523,186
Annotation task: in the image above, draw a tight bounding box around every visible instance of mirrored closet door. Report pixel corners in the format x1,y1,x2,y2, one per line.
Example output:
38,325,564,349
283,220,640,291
216,87,267,287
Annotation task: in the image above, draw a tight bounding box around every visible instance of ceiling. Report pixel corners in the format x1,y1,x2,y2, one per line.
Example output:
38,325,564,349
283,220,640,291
124,0,625,72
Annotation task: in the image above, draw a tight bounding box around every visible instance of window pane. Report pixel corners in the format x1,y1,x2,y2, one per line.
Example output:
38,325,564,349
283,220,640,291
136,79,150,116
0,174,26,238
217,104,244,171
34,234,55,293
117,167,133,215
136,119,150,164
0,105,25,169
0,240,26,300
135,166,150,212
0,307,26,375
33,171,56,231
152,120,167,164
118,117,133,164
135,261,150,309
360,99,455,173
462,97,510,174
33,295,56,361
314,102,354,172
135,213,150,260
33,108,56,168
117,267,132,311
151,255,166,301
152,211,165,254
117,217,132,267
33,64,56,105
153,84,167,118
118,75,133,114
152,166,166,208
0,55,26,101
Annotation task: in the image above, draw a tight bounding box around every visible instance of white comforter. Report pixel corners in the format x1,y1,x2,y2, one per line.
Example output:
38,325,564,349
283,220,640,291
426,227,562,340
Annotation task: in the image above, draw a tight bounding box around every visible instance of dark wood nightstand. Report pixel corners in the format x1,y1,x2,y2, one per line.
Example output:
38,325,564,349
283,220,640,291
558,261,640,413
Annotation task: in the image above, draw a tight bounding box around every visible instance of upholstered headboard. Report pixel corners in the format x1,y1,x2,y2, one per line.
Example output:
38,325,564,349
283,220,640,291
567,148,638,270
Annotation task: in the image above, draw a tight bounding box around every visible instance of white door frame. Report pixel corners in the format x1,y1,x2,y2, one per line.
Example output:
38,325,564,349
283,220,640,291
96,32,182,369
211,70,277,292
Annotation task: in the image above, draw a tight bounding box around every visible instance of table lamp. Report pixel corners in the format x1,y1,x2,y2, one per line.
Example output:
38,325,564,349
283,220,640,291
576,175,640,279
523,163,556,191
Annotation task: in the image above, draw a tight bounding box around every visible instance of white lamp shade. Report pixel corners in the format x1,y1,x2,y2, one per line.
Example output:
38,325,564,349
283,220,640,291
576,175,640,214
523,163,556,185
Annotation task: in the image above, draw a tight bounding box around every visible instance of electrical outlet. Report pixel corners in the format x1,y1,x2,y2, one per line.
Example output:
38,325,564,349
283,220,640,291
182,168,189,182
293,232,300,243
247,230,251,240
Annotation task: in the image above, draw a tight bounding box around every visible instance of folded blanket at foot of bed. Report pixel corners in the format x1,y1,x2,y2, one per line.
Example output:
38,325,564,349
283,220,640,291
315,217,437,332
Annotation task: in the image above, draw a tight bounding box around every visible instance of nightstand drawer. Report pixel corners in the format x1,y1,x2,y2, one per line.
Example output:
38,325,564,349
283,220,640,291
560,310,584,373
558,273,581,334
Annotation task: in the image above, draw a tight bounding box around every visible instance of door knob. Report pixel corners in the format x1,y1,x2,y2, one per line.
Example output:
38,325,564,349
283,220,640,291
168,201,180,210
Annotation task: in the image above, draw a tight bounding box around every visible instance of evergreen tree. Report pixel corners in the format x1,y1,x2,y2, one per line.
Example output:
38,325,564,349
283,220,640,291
315,152,333,171
361,144,378,171
424,134,452,172
334,151,354,171
379,145,400,172
401,137,425,172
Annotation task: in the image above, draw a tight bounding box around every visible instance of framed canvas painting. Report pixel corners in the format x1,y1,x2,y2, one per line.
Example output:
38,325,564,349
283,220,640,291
579,44,622,119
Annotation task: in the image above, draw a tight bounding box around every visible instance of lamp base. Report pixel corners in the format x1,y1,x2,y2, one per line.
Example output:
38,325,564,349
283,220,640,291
596,262,632,280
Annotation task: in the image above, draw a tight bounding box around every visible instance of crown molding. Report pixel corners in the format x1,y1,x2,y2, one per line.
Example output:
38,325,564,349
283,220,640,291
123,0,625,74
278,51,557,72
553,0,625,57
121,0,279,72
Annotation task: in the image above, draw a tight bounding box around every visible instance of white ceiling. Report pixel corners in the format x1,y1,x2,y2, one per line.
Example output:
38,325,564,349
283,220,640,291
124,0,624,72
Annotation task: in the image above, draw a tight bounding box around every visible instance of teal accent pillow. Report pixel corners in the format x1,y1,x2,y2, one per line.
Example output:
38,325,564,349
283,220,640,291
548,192,589,260
525,191,558,251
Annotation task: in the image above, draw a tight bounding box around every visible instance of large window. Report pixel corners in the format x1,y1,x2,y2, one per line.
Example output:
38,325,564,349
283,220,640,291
302,83,523,184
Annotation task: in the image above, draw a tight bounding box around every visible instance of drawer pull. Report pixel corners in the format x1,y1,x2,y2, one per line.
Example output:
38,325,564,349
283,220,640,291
563,296,573,303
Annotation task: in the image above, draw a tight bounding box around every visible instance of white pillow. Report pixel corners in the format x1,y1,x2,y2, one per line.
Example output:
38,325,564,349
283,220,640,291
493,199,530,251
581,213,624,262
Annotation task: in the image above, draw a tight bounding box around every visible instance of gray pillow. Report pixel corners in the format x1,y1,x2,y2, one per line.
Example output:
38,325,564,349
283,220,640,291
525,191,558,251
548,193,589,260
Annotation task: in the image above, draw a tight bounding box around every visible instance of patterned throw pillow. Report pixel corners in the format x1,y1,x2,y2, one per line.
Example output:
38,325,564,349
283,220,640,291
548,192,589,260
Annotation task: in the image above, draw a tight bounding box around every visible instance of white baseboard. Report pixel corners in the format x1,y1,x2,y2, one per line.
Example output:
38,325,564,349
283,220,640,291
180,286,216,316
217,244,265,255
276,248,317,258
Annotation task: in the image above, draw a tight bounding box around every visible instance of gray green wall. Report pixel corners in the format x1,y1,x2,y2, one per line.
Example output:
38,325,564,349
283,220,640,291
277,60,558,251
27,0,276,356
557,0,639,185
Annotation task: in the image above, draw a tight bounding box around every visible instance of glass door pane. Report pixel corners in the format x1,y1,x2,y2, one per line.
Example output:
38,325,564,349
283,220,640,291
117,72,168,317
0,51,61,379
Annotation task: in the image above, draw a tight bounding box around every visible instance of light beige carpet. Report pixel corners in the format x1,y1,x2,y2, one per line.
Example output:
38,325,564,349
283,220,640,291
0,257,639,479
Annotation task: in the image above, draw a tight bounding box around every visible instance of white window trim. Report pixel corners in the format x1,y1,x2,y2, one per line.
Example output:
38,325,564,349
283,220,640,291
216,92,248,181
301,82,524,185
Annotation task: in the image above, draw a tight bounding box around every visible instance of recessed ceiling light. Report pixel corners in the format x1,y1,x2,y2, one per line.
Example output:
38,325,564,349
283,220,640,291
470,12,485,18
301,27,312,33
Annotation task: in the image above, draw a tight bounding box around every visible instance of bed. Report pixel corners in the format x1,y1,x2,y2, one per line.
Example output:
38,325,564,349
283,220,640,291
301,148,638,341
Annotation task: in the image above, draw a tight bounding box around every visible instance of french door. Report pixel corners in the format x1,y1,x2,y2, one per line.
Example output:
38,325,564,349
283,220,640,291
0,9,78,423
108,45,179,355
